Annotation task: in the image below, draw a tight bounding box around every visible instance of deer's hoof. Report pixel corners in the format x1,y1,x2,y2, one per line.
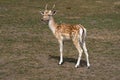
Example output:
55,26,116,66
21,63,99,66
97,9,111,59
59,61,63,65
75,65,79,68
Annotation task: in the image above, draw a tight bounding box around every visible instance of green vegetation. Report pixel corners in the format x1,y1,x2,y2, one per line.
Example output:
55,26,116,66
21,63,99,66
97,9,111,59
0,0,120,80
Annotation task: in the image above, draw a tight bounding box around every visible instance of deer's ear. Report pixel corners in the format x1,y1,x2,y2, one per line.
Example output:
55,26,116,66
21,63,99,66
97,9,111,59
40,11,44,15
52,10,56,15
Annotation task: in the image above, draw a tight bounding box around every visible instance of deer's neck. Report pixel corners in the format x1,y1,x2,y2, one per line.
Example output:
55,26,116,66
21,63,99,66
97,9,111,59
48,16,57,34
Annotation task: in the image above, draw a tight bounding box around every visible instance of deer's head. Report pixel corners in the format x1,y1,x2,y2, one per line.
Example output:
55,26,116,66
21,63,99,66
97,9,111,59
40,4,56,22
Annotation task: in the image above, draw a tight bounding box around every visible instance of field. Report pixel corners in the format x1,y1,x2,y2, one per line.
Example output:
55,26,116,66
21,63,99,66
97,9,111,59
0,0,120,80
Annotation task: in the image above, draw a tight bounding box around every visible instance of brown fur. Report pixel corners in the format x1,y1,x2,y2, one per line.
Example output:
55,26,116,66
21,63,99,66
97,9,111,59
55,24,84,40
40,6,90,67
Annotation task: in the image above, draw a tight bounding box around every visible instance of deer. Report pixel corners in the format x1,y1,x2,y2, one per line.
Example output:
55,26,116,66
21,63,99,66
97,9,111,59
40,4,90,68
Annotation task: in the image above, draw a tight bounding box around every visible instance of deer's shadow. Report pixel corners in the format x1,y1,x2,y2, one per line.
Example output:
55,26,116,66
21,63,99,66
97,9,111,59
49,55,87,67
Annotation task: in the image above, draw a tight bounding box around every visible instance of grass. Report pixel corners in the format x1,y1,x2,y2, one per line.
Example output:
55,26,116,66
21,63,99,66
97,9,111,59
0,0,120,80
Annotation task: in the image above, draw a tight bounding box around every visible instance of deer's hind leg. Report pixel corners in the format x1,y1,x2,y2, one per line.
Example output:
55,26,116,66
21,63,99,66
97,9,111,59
72,38,83,68
82,42,90,68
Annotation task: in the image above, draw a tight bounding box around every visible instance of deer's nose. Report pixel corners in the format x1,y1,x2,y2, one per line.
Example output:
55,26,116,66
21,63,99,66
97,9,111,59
41,18,44,21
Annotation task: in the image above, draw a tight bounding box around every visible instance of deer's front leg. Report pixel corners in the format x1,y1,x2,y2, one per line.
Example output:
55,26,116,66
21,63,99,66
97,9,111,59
58,40,63,65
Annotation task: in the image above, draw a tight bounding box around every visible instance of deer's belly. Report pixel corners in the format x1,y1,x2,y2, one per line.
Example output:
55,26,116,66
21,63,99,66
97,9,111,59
62,33,71,40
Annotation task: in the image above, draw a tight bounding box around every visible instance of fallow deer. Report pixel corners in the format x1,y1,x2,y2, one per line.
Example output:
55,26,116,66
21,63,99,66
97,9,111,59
40,4,90,68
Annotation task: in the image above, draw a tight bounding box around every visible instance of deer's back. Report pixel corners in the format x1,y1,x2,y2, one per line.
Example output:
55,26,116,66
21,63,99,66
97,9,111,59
55,24,84,40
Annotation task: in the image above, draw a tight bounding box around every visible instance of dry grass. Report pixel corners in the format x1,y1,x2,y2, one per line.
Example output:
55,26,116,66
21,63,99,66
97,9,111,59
0,0,120,80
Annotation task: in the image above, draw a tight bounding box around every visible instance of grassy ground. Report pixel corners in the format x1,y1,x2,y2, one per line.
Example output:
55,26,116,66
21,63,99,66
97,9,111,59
0,0,120,80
